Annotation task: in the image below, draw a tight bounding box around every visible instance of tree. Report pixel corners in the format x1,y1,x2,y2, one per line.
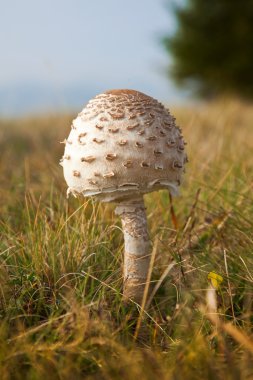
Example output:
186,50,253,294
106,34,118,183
163,0,253,99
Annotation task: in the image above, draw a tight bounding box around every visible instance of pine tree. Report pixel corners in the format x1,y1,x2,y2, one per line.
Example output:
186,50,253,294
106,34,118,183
163,0,253,98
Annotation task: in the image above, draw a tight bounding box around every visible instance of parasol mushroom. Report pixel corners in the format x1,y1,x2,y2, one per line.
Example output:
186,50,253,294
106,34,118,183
60,89,187,303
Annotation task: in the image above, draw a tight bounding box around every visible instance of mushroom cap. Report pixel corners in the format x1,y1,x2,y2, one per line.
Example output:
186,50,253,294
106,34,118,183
61,89,187,202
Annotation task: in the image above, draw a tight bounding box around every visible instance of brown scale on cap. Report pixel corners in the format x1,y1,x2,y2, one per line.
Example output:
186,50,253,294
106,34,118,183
123,160,133,168
173,161,183,169
62,89,187,202
118,139,128,146
88,179,98,185
146,136,157,141
167,139,176,147
93,138,105,144
127,123,139,130
154,149,163,156
106,153,117,160
73,170,81,177
103,171,115,178
108,127,119,133
144,120,154,126
81,156,96,163
108,112,125,120
78,133,87,145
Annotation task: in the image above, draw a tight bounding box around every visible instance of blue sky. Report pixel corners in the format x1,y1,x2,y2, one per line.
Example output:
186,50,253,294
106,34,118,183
0,0,186,116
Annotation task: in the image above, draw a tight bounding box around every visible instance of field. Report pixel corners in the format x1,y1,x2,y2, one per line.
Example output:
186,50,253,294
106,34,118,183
0,100,253,379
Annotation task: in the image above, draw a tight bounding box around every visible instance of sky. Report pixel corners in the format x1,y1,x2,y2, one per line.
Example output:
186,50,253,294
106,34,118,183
0,0,186,116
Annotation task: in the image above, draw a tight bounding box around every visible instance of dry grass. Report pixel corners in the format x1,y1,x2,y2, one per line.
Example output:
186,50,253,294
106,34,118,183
0,99,253,379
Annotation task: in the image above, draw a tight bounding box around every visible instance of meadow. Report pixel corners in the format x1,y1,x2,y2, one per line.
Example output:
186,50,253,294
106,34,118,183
0,100,253,379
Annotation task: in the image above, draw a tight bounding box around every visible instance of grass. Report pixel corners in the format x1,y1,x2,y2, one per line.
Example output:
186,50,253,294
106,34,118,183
0,100,253,379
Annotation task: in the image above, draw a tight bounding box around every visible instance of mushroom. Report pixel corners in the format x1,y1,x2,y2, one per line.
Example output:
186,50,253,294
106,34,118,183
60,89,187,304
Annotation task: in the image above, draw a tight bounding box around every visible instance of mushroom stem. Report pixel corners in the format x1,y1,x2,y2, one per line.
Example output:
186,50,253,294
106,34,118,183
115,197,151,303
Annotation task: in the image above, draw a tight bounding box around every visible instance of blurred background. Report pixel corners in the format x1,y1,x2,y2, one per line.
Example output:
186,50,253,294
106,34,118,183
0,0,186,117
1,0,253,117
